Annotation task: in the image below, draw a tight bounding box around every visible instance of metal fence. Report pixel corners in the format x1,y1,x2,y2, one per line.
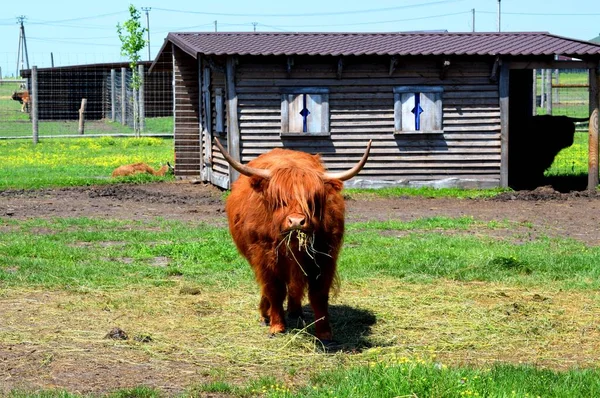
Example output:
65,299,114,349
0,61,173,139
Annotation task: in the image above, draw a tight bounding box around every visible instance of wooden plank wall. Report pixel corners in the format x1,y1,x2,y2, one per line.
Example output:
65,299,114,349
173,47,201,177
234,55,501,187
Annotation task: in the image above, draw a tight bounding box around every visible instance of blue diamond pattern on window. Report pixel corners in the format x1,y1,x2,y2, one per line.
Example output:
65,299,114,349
299,93,311,133
411,92,424,131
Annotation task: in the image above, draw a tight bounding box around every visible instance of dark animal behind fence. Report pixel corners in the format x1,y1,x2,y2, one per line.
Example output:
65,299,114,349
509,115,588,189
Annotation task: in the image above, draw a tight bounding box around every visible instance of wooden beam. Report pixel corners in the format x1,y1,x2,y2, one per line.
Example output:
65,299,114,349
498,61,509,188
226,56,240,185
337,57,343,80
510,60,599,70
589,64,600,190
440,59,451,80
490,56,500,83
198,56,207,181
286,56,294,77
389,56,398,76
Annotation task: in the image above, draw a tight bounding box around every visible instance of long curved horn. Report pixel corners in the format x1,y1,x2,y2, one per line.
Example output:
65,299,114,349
322,140,372,181
213,138,271,179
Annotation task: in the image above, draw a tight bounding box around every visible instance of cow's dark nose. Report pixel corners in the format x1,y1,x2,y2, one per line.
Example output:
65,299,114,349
287,215,306,229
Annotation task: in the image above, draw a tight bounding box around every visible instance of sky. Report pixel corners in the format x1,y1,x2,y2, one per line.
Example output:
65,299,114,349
0,0,599,77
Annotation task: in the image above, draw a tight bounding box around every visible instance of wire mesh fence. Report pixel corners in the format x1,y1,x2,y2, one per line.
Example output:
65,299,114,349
534,69,592,178
0,61,173,139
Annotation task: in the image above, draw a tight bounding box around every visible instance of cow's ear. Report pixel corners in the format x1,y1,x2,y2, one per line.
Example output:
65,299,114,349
325,178,343,192
249,175,269,193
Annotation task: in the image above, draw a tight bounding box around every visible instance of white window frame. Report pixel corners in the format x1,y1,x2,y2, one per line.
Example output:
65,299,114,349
394,86,443,134
281,87,330,137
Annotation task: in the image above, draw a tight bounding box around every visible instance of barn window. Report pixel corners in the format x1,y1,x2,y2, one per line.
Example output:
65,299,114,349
394,86,443,134
281,88,329,137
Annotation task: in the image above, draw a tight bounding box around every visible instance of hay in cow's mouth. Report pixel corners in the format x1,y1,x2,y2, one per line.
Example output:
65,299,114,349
277,230,331,278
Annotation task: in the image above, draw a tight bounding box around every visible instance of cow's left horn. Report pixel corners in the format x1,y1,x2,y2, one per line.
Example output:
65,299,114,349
213,138,271,179
323,140,372,181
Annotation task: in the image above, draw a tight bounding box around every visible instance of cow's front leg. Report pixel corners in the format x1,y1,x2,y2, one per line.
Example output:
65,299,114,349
308,283,332,341
261,281,286,335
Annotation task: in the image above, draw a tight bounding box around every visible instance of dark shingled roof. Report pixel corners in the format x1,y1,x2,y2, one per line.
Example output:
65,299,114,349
163,31,600,58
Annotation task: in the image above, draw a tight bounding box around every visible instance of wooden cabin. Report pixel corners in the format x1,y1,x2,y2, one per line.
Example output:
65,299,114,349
150,32,600,189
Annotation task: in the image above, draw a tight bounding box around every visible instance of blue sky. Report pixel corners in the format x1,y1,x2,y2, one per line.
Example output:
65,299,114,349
0,0,599,76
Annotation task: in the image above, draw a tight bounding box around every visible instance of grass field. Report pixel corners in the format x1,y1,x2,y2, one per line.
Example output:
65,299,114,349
1,138,600,397
0,137,175,189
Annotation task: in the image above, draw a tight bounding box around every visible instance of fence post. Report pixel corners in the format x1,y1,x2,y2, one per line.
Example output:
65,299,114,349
138,64,145,133
545,69,553,114
121,67,126,126
78,98,87,135
589,65,600,190
31,65,38,145
111,69,116,122
540,69,545,108
532,69,537,115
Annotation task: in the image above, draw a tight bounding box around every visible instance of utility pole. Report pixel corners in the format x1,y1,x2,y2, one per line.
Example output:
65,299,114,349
214,20,218,32
472,9,475,32
141,7,151,61
16,15,29,77
252,22,258,32
497,0,501,32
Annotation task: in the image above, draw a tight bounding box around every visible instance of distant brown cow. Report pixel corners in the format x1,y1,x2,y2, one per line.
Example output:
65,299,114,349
111,162,173,177
215,138,371,343
11,90,30,113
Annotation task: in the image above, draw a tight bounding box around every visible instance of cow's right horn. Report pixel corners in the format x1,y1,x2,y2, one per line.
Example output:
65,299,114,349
322,140,372,181
213,138,271,179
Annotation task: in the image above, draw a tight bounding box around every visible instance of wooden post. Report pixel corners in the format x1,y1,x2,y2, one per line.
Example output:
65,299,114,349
110,69,116,122
78,98,87,135
226,56,240,185
588,65,600,190
545,69,552,114
138,64,145,133
540,69,545,108
121,67,126,125
31,65,38,145
532,69,537,116
498,61,509,188
133,88,139,136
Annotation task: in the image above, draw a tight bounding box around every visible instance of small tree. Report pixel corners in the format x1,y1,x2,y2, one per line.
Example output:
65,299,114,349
117,4,147,137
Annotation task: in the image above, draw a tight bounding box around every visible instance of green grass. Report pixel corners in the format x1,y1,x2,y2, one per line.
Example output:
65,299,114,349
1,217,599,291
546,131,588,176
0,137,174,189
268,361,600,398
346,186,509,199
0,117,174,138
2,216,600,397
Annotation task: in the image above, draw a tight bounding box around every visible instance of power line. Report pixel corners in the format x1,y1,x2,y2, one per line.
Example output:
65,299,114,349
255,11,471,29
152,0,466,18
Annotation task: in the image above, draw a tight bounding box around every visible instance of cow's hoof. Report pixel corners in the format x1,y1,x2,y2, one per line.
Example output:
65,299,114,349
269,324,286,335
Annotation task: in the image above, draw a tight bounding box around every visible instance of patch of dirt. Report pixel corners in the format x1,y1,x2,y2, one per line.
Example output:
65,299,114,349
0,182,599,246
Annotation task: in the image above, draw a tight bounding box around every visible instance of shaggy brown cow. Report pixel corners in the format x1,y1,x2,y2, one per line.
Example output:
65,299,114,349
111,162,173,177
215,138,371,342
11,90,30,113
